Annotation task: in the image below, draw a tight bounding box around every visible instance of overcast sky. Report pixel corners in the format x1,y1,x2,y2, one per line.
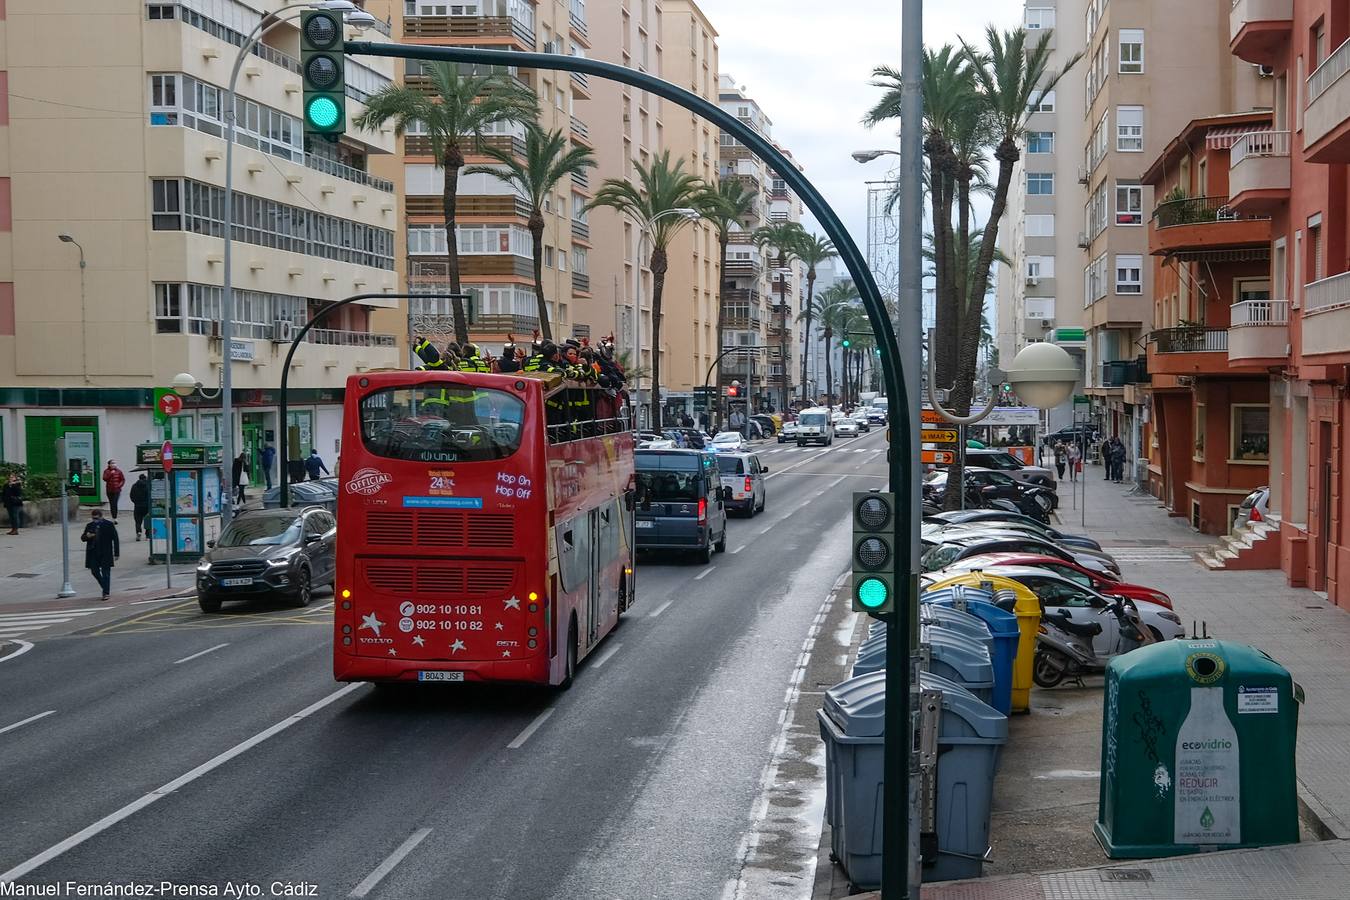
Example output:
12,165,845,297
695,0,1021,256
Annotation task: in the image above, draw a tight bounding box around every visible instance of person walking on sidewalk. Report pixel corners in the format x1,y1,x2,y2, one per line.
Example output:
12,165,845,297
232,452,249,507
1053,441,1067,480
129,473,150,541
1067,442,1081,482
102,460,126,521
260,442,276,491
81,508,119,601
3,473,23,534
305,449,330,482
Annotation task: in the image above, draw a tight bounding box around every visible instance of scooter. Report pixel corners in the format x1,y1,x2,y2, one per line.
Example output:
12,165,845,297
1032,596,1156,688
985,490,1053,525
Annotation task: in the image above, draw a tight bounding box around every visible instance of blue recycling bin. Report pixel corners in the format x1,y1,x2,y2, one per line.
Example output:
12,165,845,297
924,587,1020,716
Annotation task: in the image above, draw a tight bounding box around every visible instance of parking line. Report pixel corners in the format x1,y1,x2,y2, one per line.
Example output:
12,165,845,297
311,602,334,612
694,566,717,581
589,642,622,669
348,828,432,898
506,708,555,750
648,600,674,618
0,710,56,736
173,643,230,665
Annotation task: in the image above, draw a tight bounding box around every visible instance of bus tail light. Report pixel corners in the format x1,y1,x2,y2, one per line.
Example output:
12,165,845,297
698,497,707,524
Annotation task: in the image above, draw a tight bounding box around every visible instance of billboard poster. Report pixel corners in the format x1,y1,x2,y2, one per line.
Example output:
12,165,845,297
202,469,221,514
175,470,199,515
176,517,201,554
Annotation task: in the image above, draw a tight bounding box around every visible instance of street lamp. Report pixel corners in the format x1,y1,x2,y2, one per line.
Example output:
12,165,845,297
218,0,375,525
57,234,88,385
1003,342,1079,409
634,207,701,430
851,149,899,164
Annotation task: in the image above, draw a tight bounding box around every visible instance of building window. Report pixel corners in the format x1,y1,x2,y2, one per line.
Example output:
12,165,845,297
1236,278,1271,304
1029,90,1056,113
1027,256,1055,279
1028,131,1054,153
544,246,555,268
151,179,181,230
572,246,588,274
1025,7,1056,30
1026,214,1055,237
1115,184,1143,225
1194,403,1206,460
1231,405,1270,461
1117,106,1144,152
154,283,182,333
1085,253,1108,304
1089,181,1108,237
1119,29,1144,73
1027,173,1054,195
1115,255,1143,294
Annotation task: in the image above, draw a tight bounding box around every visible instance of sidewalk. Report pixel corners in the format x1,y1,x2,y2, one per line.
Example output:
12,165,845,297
836,462,1350,899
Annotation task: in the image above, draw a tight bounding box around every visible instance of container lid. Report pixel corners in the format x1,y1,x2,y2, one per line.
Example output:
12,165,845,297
824,670,1007,741
922,625,995,687
1108,637,1296,690
924,596,1020,637
922,585,997,607
919,606,993,644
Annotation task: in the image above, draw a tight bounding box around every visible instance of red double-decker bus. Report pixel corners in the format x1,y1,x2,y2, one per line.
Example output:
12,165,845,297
333,370,635,687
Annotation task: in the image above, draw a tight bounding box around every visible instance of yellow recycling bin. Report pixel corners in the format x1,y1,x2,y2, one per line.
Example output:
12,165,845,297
925,571,1042,713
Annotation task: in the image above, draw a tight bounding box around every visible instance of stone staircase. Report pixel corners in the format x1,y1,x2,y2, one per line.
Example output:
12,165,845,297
1196,517,1281,570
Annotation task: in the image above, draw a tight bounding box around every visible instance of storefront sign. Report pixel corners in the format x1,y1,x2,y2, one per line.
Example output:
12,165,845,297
137,442,224,468
230,340,254,362
982,407,1042,426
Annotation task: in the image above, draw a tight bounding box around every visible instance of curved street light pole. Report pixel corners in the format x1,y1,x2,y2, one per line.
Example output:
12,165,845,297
702,344,766,432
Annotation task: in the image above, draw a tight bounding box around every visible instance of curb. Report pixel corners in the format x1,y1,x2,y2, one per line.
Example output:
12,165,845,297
1298,781,1349,841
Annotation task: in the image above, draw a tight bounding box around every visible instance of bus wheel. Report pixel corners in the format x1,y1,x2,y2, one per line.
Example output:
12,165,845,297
559,619,577,690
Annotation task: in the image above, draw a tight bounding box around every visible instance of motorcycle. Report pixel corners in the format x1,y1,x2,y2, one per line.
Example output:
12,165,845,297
1032,595,1156,688
984,488,1054,525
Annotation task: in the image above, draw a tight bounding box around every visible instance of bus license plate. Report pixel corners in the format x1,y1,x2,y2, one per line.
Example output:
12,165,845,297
636,520,654,529
418,671,465,682
221,577,254,587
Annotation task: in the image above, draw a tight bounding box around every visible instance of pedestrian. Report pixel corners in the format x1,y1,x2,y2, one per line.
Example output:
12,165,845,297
260,443,276,491
1053,441,1067,480
305,448,330,481
1109,436,1127,483
1067,442,1080,482
102,459,126,521
681,413,694,428
3,473,23,534
129,473,151,541
81,508,119,601
232,452,249,506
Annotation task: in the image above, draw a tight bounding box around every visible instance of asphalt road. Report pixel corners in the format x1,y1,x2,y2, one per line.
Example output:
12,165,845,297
0,429,889,900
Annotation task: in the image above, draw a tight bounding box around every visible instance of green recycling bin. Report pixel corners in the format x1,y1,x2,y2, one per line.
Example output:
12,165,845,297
1095,639,1303,858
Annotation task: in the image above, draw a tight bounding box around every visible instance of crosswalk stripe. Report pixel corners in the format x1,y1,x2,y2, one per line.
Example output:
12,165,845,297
0,610,97,621
0,619,91,628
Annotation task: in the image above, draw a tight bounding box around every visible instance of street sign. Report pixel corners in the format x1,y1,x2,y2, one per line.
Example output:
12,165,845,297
1074,394,1090,405
161,440,174,473
154,389,183,424
921,428,960,445
921,408,945,425
922,449,956,464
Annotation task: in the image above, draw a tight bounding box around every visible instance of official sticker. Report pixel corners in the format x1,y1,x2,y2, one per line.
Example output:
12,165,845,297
1237,684,1278,714
346,467,392,496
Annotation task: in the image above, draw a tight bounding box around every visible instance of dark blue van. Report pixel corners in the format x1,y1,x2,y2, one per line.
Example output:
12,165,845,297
634,449,728,564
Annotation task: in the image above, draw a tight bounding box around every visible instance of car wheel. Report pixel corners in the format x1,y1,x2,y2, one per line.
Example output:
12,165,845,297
290,566,312,608
714,530,727,553
745,500,756,519
198,594,222,614
699,542,714,564
558,618,577,690
797,440,806,448
757,494,766,513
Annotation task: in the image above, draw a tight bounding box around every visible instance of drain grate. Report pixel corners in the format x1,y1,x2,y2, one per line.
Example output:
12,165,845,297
1101,869,1153,882
8,572,40,579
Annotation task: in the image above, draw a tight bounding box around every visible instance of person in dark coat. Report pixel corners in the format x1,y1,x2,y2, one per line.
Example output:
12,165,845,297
129,473,151,541
3,474,23,534
231,452,249,505
305,449,330,481
260,443,276,490
81,508,119,600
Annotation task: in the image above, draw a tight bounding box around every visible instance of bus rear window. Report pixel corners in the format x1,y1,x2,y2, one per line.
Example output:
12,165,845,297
359,385,526,463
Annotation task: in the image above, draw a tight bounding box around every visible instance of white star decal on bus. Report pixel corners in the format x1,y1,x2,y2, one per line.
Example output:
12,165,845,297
388,648,398,656
501,649,512,658
359,613,385,637
504,596,521,610
450,639,466,654
412,635,425,647
495,622,505,630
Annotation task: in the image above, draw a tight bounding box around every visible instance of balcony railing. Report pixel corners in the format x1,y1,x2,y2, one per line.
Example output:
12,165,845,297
304,154,394,193
723,288,761,304
569,3,588,38
1230,130,1290,166
306,328,398,348
1100,358,1148,387
1153,196,1268,228
403,15,534,45
571,169,590,189
1153,326,1229,353
1308,36,1350,104
570,116,589,139
404,133,527,160
571,219,590,241
572,272,590,293
1230,298,1291,326
1305,271,1350,312
571,71,590,91
405,194,532,218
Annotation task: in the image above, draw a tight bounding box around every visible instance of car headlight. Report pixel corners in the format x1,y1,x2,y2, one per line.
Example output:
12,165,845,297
196,561,212,575
1158,612,1182,624
267,554,295,567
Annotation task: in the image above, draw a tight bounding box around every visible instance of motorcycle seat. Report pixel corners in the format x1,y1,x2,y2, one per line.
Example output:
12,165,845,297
1049,611,1102,638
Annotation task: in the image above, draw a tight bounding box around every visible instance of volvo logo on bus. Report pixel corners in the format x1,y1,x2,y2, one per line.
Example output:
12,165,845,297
346,467,392,496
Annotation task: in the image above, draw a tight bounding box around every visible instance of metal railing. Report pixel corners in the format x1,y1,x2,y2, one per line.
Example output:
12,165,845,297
570,116,589,139
1308,36,1350,104
403,14,534,45
1231,130,1290,166
571,169,590,189
571,219,590,241
1100,358,1148,386
1153,326,1229,353
306,328,398,348
1230,298,1291,326
569,6,588,38
1153,196,1268,228
304,154,394,193
1305,271,1350,312
571,272,591,293
571,71,590,90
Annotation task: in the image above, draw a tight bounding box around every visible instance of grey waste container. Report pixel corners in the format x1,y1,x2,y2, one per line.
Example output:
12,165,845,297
818,669,1008,889
262,477,339,513
851,625,996,705
870,606,993,649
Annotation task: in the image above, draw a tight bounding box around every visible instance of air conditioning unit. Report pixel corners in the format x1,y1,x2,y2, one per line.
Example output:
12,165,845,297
272,320,294,343
1256,64,1274,78
1026,275,1040,286
209,321,222,339
1077,166,1089,185
1076,232,1091,249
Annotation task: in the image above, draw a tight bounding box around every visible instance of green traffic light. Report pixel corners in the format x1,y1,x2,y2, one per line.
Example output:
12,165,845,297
842,339,851,347
857,577,889,609
306,96,341,129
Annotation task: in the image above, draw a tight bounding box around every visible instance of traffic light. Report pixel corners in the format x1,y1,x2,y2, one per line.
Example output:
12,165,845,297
68,458,84,488
852,491,896,616
301,9,346,137
842,337,851,348
727,381,740,398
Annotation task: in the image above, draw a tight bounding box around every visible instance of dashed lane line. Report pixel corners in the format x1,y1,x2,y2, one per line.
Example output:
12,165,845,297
348,828,432,899
173,643,230,665
506,708,555,750
694,566,717,581
0,710,56,736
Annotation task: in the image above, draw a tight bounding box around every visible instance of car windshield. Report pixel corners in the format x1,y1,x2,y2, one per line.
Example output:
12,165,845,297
218,516,301,547
359,384,525,463
713,432,741,444
800,413,827,426
717,456,746,475
637,471,702,503
977,453,1020,469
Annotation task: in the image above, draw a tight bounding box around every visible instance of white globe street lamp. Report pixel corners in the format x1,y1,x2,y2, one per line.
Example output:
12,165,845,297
1004,342,1080,410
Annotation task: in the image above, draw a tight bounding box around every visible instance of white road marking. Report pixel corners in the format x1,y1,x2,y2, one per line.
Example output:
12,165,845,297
694,566,717,581
827,476,848,488
0,682,362,884
589,642,623,669
648,600,675,618
0,710,56,736
0,641,35,663
506,708,555,750
173,643,230,665
0,610,98,620
757,525,773,535
129,596,184,605
0,617,97,628
348,828,433,898
730,545,746,554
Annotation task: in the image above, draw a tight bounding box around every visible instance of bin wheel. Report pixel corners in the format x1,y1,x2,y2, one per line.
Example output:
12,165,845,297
1032,650,1067,688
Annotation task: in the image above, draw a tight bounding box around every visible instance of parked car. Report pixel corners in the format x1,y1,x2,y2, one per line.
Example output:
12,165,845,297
940,552,1174,609
922,467,1023,506
1233,486,1270,531
964,448,1057,492
634,449,728,563
778,420,801,443
196,506,336,613
663,428,709,450
796,407,835,446
261,477,339,513
1043,425,1098,448
716,452,768,516
921,532,1120,578
925,509,1102,550
711,431,749,452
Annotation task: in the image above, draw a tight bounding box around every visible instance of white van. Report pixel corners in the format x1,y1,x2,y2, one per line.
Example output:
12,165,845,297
796,407,835,446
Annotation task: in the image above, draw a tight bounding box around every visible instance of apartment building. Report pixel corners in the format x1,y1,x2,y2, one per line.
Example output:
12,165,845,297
1212,0,1350,604
996,0,1089,433
1078,0,1268,471
0,0,400,499
385,0,595,360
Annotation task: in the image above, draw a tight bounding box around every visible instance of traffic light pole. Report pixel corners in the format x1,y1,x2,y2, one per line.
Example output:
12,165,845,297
345,40,920,898
702,345,765,433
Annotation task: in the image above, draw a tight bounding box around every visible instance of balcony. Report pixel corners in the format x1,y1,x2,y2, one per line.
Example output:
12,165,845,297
723,288,760,305
569,2,589,44
569,116,592,146
303,154,394,194
572,272,591,294
1305,38,1350,162
571,71,591,97
405,195,532,219
723,256,762,276
1228,299,1290,365
1149,326,1237,376
306,328,398,348
1229,0,1293,66
1228,131,1289,214
403,15,534,47
1100,358,1148,387
405,133,526,160
571,169,590,190
571,219,590,242
1150,196,1270,256
1303,272,1350,359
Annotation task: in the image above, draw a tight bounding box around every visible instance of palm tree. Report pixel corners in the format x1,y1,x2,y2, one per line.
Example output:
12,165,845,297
464,123,595,341
695,179,758,426
806,280,860,410
354,62,537,344
794,233,838,404
588,151,704,429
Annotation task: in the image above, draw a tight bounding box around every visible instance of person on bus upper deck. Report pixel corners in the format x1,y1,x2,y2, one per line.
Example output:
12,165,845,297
413,336,448,370
497,336,521,373
457,342,492,373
